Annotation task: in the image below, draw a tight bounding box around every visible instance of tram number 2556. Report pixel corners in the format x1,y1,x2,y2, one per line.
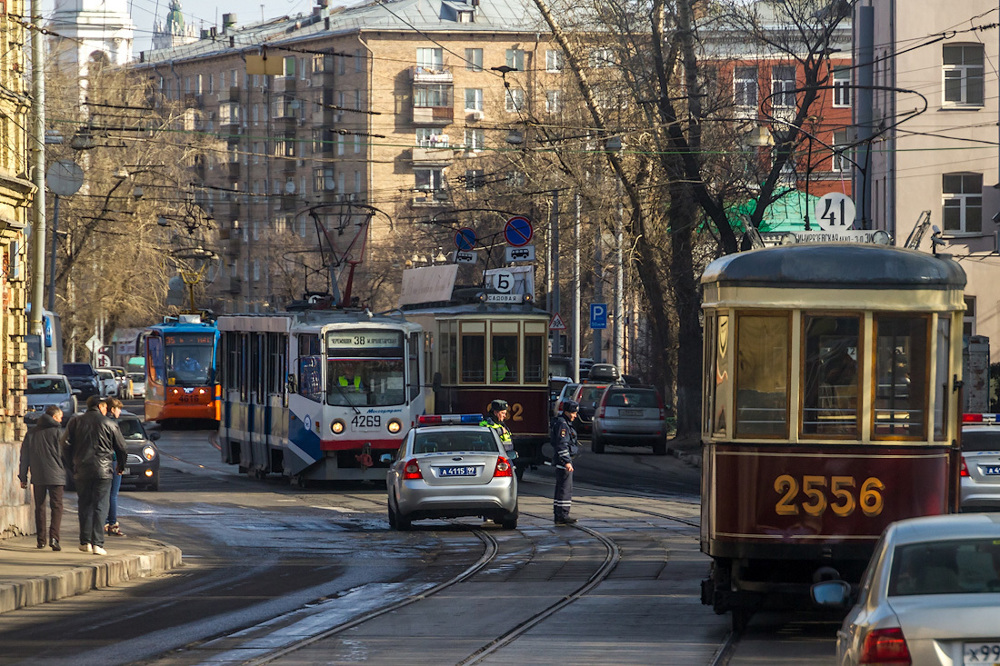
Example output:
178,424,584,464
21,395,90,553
773,475,885,518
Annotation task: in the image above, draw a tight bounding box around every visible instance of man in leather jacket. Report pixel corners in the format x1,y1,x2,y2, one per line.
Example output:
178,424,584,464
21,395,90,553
62,395,127,555
19,405,66,551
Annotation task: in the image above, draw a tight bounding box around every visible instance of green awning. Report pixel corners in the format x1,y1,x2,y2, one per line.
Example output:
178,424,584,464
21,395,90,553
729,190,821,233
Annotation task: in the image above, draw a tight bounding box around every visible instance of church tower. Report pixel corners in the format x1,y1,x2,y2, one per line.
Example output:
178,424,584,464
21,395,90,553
48,0,136,69
153,0,198,50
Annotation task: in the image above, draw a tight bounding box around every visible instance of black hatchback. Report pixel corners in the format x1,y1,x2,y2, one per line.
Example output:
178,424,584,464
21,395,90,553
117,414,161,491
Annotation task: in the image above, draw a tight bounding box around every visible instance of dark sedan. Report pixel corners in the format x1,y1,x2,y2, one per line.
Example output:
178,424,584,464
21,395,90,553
571,383,613,436
117,414,161,491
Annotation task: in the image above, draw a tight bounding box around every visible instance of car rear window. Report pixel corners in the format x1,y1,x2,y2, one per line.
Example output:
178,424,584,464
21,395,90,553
577,385,608,402
27,378,68,394
963,429,1000,452
889,539,1000,596
414,431,499,454
606,391,659,408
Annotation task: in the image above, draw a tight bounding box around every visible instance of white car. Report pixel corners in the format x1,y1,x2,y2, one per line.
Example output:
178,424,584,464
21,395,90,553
812,513,1000,666
96,368,118,397
129,372,145,398
25,374,77,424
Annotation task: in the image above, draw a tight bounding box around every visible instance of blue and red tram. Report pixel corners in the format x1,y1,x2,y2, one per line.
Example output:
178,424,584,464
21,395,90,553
403,300,552,479
698,243,966,629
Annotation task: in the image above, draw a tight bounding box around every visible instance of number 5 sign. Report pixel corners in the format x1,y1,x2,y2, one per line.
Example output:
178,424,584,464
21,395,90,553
814,193,856,230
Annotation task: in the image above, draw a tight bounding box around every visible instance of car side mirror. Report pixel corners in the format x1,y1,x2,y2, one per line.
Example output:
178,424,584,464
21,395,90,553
148,431,161,441
72,389,81,395
379,453,393,464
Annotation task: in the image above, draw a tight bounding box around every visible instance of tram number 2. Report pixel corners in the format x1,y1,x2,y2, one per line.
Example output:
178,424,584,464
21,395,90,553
351,414,381,428
773,475,885,518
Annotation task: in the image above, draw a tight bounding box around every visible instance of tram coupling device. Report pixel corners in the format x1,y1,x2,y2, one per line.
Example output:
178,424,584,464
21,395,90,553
356,442,374,468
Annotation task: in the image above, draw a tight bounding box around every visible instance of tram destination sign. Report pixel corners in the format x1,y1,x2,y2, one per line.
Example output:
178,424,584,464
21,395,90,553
165,334,214,345
485,293,523,304
327,332,402,349
782,230,891,245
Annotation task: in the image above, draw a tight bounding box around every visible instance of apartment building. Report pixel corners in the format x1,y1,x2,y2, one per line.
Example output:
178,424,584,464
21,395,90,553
134,0,564,312
865,1,1000,356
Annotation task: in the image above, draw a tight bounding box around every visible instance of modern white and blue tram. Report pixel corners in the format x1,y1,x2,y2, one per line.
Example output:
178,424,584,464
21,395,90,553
217,310,425,483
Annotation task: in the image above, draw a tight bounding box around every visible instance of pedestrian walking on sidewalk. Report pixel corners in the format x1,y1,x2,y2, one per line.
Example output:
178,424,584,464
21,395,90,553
18,405,66,551
103,398,127,537
551,400,580,525
62,395,127,555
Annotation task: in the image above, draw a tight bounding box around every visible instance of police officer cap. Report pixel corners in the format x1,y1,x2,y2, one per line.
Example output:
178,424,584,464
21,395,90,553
490,399,509,412
562,400,579,413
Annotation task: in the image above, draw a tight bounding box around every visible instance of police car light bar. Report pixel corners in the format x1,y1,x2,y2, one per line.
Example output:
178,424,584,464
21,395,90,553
963,413,999,423
417,414,482,426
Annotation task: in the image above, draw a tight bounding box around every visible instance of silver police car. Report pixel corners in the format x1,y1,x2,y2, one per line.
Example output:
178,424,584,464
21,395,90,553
961,414,1000,511
383,414,518,530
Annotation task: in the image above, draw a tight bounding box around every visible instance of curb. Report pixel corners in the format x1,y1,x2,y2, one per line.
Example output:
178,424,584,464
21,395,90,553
0,538,183,615
667,446,702,468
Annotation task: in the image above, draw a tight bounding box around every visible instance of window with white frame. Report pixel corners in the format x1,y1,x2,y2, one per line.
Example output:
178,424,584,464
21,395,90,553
771,66,796,108
943,44,984,107
942,172,983,233
417,47,444,72
546,50,564,72
505,49,525,71
832,130,850,172
833,68,851,107
465,48,483,71
416,128,446,147
734,66,758,110
314,167,335,191
464,128,485,151
415,168,444,191
312,54,325,73
546,90,561,113
589,47,615,68
415,85,451,107
505,88,525,112
464,88,484,111
465,169,485,191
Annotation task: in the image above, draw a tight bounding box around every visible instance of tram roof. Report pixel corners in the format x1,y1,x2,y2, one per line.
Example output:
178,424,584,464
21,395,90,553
216,309,420,332
701,244,966,289
400,301,551,318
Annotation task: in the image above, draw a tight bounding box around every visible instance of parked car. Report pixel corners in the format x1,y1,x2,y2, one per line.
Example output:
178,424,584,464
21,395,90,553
96,368,118,397
24,374,77,424
382,414,517,530
591,386,669,455
108,366,132,399
960,414,1000,511
812,513,1000,666
552,381,580,418
129,372,146,398
62,362,101,400
116,412,161,490
571,383,613,436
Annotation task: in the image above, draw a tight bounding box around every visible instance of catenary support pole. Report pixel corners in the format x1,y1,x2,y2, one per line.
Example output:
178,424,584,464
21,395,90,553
572,192,581,383
29,0,46,335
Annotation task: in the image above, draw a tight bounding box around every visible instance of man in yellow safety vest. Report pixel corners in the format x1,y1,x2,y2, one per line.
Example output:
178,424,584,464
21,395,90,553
480,399,515,459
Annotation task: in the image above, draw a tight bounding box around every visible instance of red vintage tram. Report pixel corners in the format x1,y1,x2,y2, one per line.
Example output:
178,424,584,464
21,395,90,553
698,243,966,629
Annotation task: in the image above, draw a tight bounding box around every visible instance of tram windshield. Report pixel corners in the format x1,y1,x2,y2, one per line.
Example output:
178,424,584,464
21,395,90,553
165,341,215,386
326,358,406,406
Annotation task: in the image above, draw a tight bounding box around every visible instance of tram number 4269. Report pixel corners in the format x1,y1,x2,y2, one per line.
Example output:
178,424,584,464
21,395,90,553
773,475,885,518
351,414,381,428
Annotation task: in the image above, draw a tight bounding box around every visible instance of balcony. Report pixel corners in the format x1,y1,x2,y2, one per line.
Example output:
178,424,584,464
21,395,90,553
411,65,453,83
411,146,455,165
412,191,450,207
412,106,454,125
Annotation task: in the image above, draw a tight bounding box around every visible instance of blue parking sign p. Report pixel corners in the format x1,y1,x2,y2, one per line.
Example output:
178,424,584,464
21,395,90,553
590,303,607,329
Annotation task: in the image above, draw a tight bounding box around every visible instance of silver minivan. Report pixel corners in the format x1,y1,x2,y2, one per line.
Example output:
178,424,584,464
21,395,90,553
591,386,668,455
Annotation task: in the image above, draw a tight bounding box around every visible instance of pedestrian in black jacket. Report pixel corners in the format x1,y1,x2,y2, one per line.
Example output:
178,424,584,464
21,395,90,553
551,400,580,525
61,395,127,555
19,405,66,551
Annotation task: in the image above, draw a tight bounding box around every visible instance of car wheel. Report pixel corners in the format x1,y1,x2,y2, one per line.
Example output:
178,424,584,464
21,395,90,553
387,498,398,529
390,494,411,531
500,506,518,530
653,439,667,456
515,465,525,481
592,433,605,454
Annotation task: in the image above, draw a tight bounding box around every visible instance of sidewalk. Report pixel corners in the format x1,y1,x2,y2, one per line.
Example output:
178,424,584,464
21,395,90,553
0,530,182,615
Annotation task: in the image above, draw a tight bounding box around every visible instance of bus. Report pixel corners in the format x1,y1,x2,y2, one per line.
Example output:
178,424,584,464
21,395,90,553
24,305,62,375
217,309,425,483
143,314,221,423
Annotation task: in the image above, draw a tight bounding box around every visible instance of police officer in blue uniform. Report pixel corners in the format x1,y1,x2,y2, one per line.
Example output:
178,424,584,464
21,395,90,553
551,400,580,525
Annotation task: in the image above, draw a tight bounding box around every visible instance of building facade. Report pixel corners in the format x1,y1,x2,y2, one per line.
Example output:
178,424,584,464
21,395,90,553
48,0,136,70
866,1,1000,357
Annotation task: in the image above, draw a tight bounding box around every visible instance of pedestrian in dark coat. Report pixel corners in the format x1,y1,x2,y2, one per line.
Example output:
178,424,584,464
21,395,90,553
551,400,580,525
62,394,127,555
19,405,66,551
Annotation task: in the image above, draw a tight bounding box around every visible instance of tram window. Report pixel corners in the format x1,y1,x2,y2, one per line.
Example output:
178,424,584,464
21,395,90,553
300,334,321,356
461,332,485,382
874,315,928,438
492,332,519,383
713,314,729,436
409,333,420,400
934,318,951,441
524,334,544,383
299,356,323,402
802,315,860,437
440,321,457,384
735,314,789,438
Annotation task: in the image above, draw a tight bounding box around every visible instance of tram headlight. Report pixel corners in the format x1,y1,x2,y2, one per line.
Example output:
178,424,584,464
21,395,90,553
387,418,402,434
331,419,346,435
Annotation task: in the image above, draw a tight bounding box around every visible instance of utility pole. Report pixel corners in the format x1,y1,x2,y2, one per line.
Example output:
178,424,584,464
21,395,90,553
593,218,602,364
550,189,560,354
613,199,624,370
28,0,46,335
572,192,581,383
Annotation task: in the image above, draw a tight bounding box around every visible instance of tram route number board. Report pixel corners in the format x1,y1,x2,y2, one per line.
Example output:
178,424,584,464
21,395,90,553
327,333,401,348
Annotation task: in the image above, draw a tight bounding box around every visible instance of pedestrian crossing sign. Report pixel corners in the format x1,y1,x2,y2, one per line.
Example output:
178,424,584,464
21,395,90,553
549,313,566,330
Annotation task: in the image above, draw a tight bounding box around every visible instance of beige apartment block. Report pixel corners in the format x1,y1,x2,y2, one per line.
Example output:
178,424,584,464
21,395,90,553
867,1,1000,359
134,0,562,313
